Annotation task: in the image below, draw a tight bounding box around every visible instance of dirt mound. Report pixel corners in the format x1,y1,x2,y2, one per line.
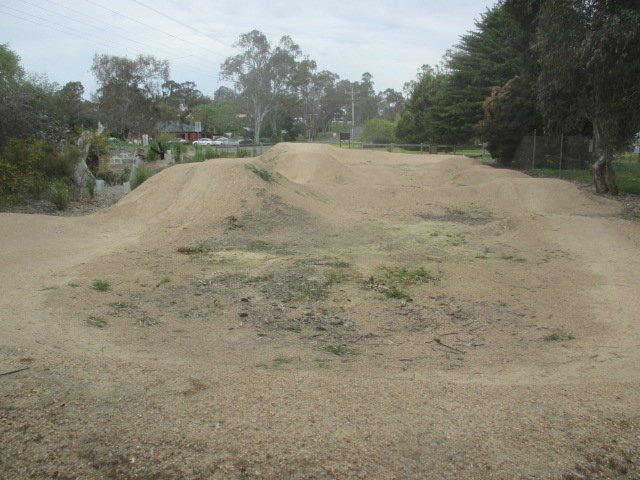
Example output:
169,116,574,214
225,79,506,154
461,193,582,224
1,143,639,480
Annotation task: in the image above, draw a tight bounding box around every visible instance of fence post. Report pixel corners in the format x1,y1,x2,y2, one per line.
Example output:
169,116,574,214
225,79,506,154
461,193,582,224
559,133,564,175
532,129,537,170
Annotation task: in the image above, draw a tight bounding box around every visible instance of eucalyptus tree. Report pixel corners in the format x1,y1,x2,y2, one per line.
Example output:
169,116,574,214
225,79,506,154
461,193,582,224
515,0,640,194
91,54,170,139
220,30,303,143
294,58,340,140
377,88,404,122
395,64,448,144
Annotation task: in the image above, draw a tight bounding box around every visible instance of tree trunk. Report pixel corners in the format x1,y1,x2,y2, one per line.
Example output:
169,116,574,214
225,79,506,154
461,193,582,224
129,148,145,184
606,156,619,195
150,142,165,160
592,153,609,193
71,122,105,187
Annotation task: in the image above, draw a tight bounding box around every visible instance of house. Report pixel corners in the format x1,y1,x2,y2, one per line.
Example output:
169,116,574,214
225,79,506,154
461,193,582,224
161,122,216,144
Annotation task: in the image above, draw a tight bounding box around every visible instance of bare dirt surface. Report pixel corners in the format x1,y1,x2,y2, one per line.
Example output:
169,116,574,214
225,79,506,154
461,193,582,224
1,143,639,479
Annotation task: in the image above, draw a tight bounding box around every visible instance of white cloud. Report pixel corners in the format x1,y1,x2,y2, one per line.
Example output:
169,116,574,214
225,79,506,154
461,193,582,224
0,0,496,97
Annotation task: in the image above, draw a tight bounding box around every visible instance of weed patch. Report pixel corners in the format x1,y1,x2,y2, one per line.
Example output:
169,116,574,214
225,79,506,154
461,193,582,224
386,287,413,301
86,315,107,328
384,266,437,285
108,301,137,309
247,240,276,252
319,344,362,356
177,243,211,255
544,331,575,342
246,164,276,183
91,280,110,292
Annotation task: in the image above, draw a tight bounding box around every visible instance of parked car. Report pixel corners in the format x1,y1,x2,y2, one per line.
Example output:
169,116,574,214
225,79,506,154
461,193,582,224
213,137,239,146
168,137,189,144
192,138,214,146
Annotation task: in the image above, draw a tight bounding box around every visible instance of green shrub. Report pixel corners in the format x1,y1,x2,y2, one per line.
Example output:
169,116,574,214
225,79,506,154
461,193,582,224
131,165,154,189
86,178,96,199
146,147,158,162
170,143,183,163
49,177,72,210
91,280,110,292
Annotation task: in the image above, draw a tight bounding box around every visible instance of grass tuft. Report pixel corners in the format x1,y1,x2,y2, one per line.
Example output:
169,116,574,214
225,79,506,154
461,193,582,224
246,164,276,183
544,331,575,342
177,243,211,255
91,280,110,292
319,344,362,356
86,315,107,328
247,240,275,251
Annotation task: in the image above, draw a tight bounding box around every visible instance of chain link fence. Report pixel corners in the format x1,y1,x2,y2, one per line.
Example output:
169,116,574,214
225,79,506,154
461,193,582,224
513,135,594,170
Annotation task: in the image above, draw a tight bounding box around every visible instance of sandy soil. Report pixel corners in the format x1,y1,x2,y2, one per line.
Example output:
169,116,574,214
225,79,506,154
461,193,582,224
1,143,639,479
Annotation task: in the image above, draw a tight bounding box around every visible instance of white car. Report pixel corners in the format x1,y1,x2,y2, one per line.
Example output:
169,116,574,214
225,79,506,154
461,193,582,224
213,138,239,146
192,138,214,146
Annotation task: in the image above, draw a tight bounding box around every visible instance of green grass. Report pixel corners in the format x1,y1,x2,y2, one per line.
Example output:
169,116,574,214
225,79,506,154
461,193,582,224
108,301,137,309
445,207,467,216
176,243,211,255
501,255,527,262
386,287,413,301
273,356,295,366
247,240,276,251
544,331,575,342
246,164,276,183
86,315,107,328
315,358,332,369
531,156,640,194
91,280,110,292
131,165,154,189
384,267,436,284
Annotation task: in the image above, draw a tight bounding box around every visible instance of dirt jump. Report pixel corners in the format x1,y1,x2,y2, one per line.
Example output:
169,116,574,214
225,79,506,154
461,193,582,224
1,143,638,479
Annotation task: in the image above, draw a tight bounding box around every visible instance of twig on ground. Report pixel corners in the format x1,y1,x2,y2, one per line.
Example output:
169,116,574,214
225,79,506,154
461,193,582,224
433,338,466,354
0,367,31,377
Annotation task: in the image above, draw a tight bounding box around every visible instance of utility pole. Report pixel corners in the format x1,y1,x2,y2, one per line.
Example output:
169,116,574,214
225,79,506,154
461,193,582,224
345,86,360,140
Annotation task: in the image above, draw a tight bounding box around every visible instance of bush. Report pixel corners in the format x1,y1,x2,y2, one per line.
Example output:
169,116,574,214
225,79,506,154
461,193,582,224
49,177,72,210
361,118,397,144
170,143,183,163
86,178,96,199
131,165,154,189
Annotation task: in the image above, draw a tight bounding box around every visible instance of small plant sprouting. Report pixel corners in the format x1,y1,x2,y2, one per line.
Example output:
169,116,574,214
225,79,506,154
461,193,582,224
86,315,107,328
315,358,331,369
544,331,575,342
177,243,211,255
320,344,362,357
108,301,137,309
248,240,275,251
158,277,171,286
91,280,110,292
384,267,436,285
273,356,295,366
136,316,159,327
386,287,413,301
446,207,466,216
246,164,276,183
502,255,527,262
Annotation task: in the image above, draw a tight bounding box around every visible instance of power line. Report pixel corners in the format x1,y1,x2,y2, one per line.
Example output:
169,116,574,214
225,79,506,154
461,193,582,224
129,0,232,52
1,1,223,87
82,0,229,58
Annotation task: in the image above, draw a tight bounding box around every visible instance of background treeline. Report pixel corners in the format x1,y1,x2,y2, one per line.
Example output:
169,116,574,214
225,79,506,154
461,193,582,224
1,0,639,204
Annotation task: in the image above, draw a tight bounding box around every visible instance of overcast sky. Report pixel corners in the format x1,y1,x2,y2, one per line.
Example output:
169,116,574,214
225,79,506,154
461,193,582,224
1,0,497,99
